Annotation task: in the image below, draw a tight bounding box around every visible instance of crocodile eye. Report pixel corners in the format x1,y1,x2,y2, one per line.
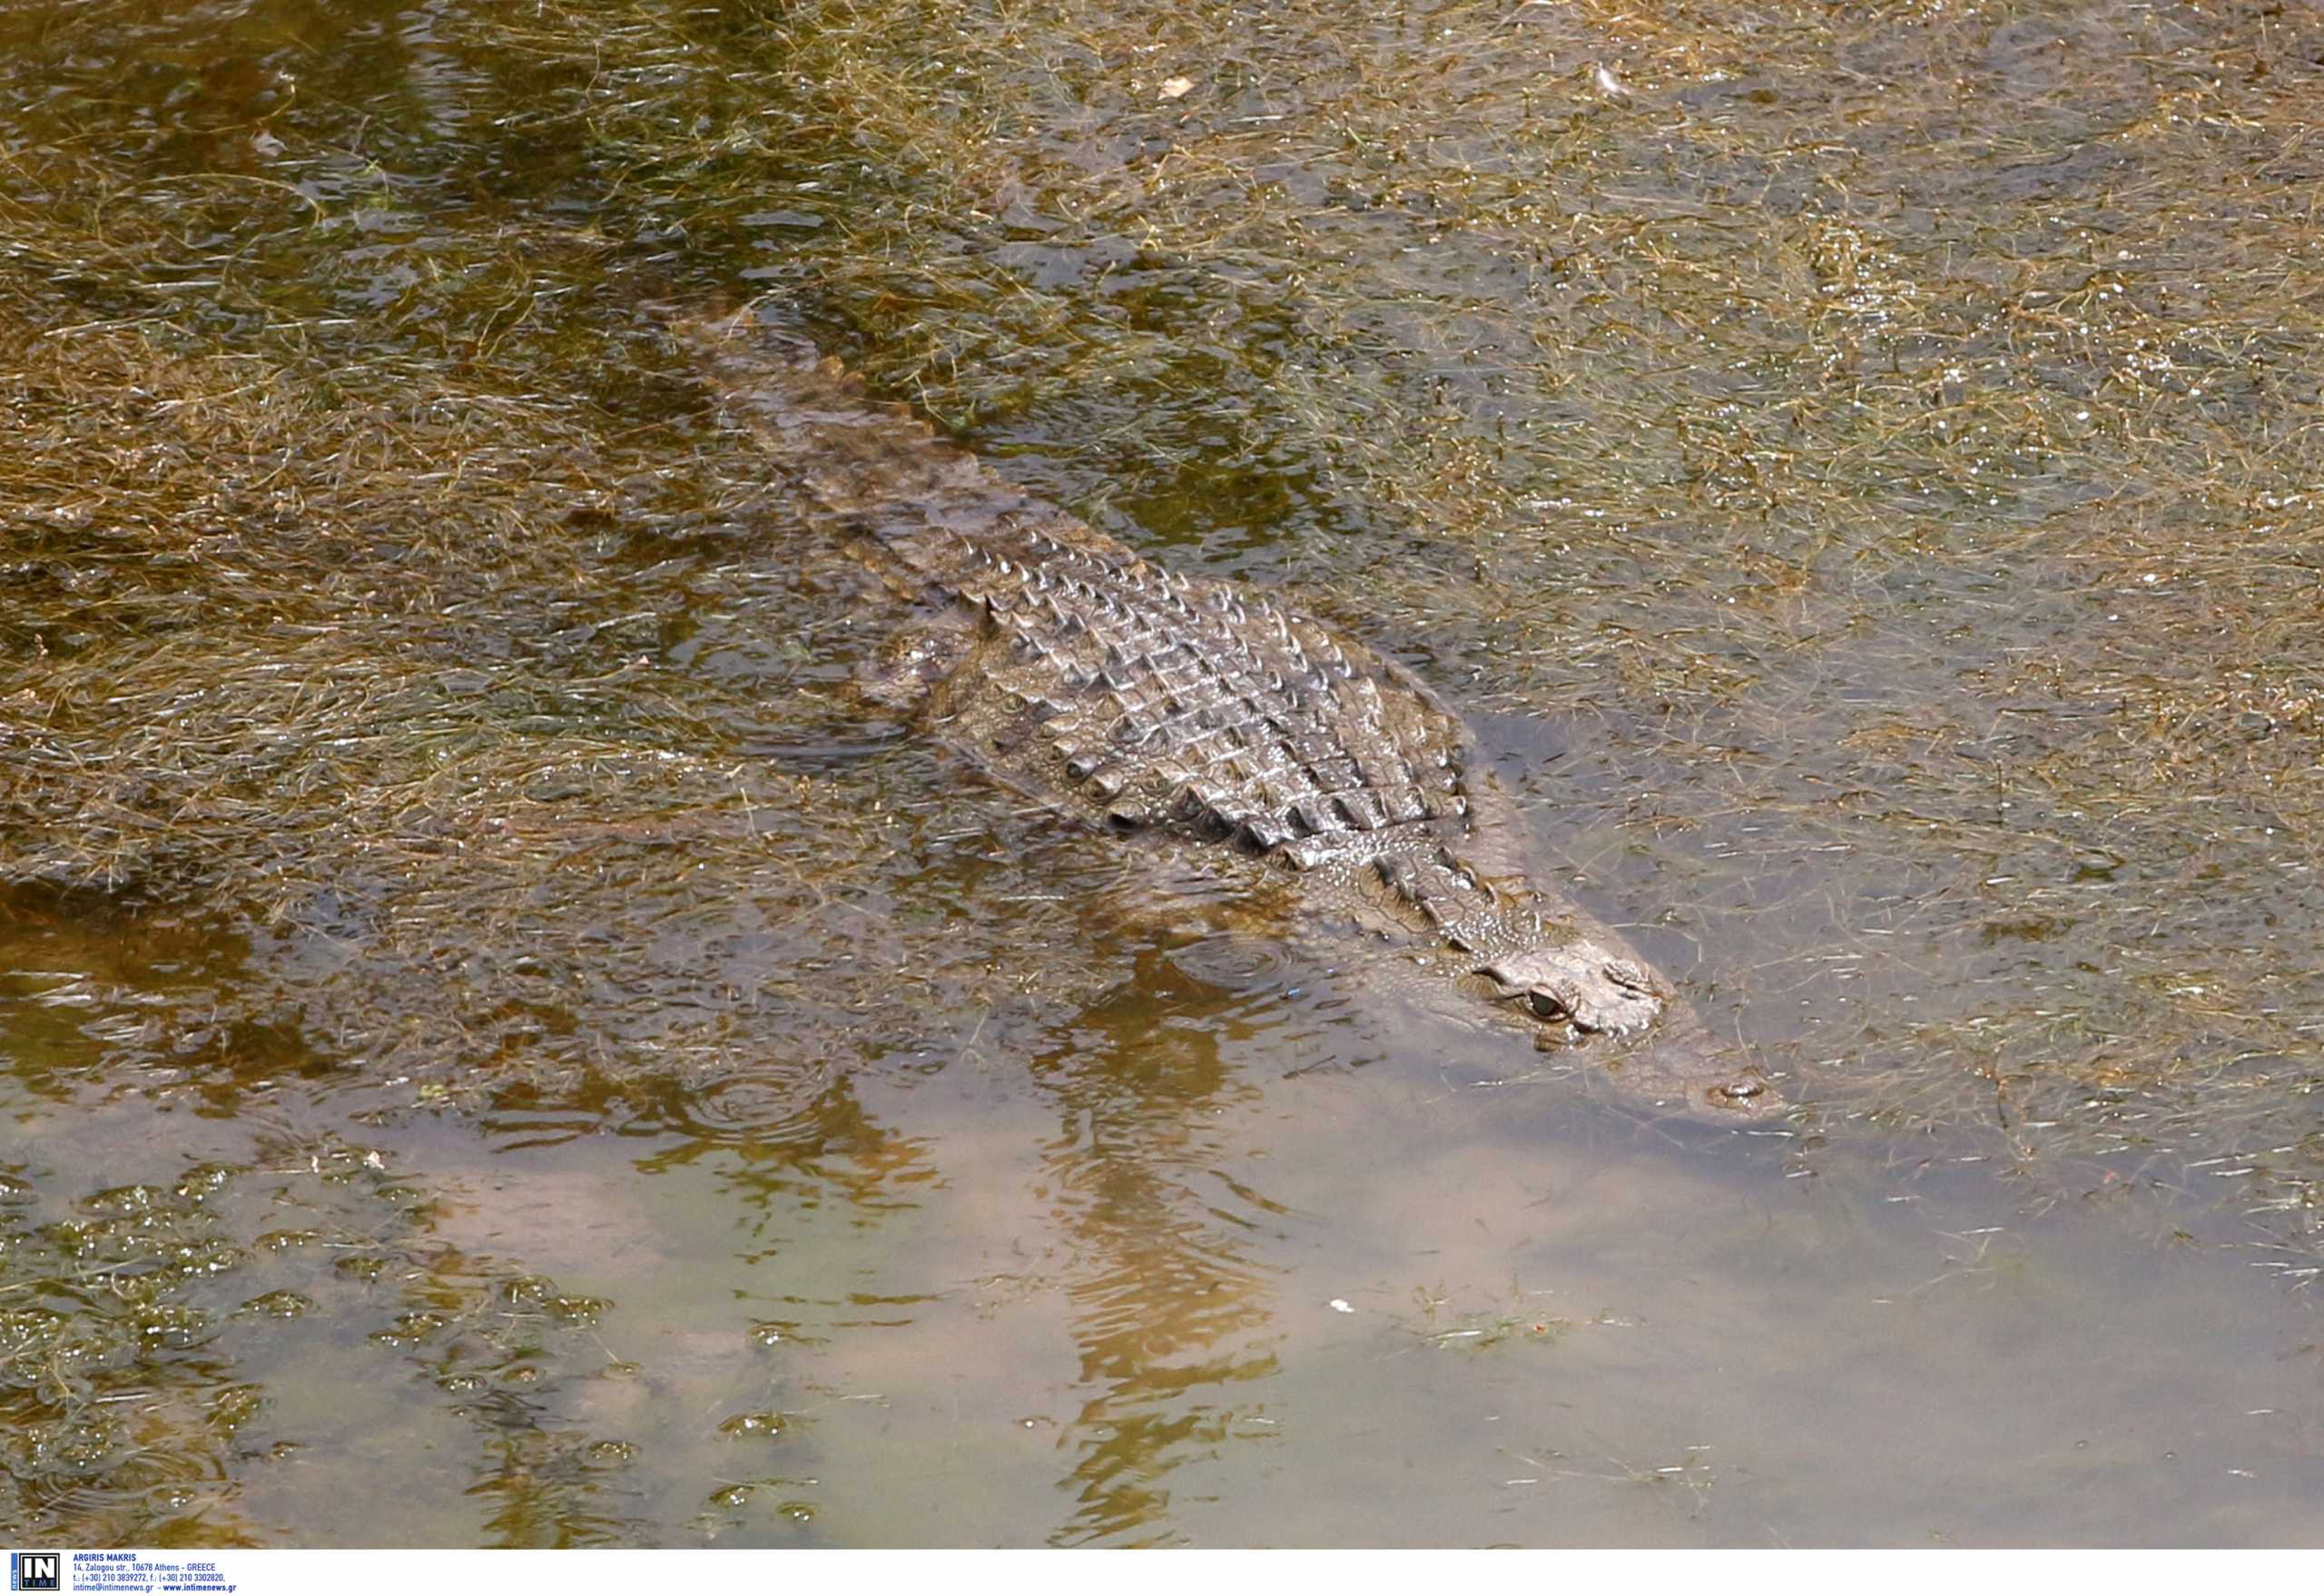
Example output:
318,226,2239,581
1526,991,1569,1021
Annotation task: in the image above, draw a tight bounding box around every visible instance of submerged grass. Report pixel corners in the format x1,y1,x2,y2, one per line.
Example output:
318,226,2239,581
550,0,2322,1247
2,0,2319,1218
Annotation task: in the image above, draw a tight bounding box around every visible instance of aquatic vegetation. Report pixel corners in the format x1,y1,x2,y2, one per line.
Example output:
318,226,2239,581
9,0,2319,1243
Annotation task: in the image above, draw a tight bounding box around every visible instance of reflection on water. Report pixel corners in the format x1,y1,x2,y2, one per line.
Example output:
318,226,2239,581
1029,962,1280,1544
3,0,2323,1550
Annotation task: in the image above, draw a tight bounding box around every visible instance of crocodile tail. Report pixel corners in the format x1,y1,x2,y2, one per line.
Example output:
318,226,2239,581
670,302,1003,569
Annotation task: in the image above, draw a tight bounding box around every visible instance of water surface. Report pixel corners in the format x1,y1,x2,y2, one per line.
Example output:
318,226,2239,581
1,0,2319,1547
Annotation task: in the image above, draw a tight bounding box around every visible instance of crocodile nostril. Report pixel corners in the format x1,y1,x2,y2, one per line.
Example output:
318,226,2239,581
1721,1079,1765,1100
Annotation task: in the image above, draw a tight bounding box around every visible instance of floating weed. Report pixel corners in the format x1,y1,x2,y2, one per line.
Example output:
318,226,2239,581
0,1121,647,1544
1404,1281,1581,1353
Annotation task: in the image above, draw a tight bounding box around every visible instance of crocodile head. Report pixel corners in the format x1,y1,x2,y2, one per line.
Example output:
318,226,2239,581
1481,944,1663,1036
1480,944,1780,1119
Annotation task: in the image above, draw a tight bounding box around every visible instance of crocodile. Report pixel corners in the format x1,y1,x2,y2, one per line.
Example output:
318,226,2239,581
682,308,1778,1120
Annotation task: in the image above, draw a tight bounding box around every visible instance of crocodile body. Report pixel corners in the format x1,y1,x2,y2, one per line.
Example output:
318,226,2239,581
685,310,1776,1119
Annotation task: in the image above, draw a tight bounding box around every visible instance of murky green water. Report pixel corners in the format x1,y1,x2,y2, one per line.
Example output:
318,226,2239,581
3,0,2320,1547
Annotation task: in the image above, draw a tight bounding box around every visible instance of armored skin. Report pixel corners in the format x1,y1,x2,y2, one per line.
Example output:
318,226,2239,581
684,310,1777,1120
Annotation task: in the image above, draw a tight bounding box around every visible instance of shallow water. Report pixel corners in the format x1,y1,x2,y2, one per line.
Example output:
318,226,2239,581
2,0,2320,1548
